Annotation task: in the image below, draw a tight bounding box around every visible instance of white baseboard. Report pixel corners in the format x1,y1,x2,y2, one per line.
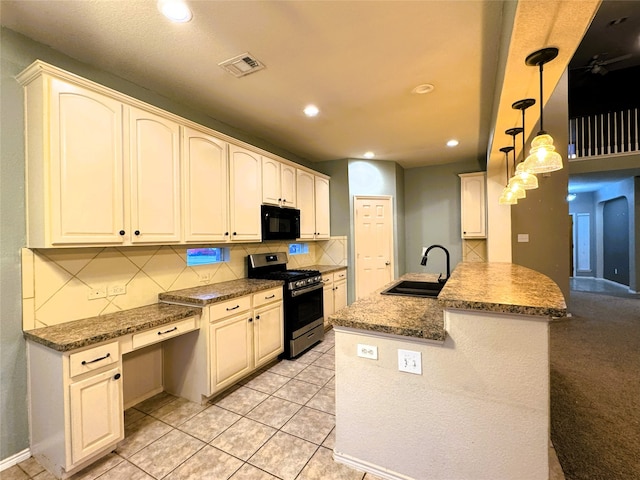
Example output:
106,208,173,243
0,448,31,472
332,450,414,480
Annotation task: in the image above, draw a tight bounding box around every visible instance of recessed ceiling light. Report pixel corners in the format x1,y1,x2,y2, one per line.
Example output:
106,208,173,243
412,83,435,95
363,151,375,159
158,0,192,22
303,105,319,117
446,139,459,147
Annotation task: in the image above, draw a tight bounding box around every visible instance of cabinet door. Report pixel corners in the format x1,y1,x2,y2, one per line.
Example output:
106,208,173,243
183,127,229,242
334,279,347,312
49,78,125,245
314,176,330,239
128,107,181,243
460,173,486,238
262,157,281,206
210,313,253,392
323,284,335,319
229,145,262,242
296,170,315,239
280,164,297,208
254,303,284,368
69,367,123,465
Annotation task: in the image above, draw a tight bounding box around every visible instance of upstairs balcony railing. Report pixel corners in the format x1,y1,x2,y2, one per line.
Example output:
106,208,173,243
569,107,639,159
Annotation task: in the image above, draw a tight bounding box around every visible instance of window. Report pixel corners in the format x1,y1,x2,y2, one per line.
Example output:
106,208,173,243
186,247,227,266
288,243,309,255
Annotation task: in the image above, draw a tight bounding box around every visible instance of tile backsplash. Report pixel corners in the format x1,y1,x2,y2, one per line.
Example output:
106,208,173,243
22,237,347,330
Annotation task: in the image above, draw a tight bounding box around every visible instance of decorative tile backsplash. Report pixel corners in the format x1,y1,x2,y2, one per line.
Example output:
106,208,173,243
462,239,487,263
22,237,348,330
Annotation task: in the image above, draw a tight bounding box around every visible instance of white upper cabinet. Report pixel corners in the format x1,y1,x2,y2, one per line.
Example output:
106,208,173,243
182,126,229,242
128,107,181,243
296,170,330,240
262,157,297,208
23,76,126,246
314,176,330,239
296,170,316,239
229,145,262,242
459,172,486,238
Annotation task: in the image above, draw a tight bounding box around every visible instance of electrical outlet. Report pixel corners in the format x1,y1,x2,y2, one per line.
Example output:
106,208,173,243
87,286,107,300
199,272,212,282
108,284,126,296
398,349,422,374
357,343,378,360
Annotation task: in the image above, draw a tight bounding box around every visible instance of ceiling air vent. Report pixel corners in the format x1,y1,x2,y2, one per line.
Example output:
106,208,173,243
218,53,265,78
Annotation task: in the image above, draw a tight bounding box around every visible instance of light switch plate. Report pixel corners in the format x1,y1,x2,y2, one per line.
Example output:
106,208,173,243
517,233,529,243
398,349,422,374
357,343,378,360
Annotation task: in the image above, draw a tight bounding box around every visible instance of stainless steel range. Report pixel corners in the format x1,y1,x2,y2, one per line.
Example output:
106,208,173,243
247,252,324,358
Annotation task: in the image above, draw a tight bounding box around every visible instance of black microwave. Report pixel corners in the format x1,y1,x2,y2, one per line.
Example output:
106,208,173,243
261,205,301,241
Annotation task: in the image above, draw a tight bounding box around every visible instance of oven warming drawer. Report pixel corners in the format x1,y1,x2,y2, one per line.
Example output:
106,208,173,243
289,317,324,358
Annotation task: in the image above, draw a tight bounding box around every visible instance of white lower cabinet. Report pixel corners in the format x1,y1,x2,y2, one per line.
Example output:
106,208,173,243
209,288,284,394
322,269,348,325
27,341,124,478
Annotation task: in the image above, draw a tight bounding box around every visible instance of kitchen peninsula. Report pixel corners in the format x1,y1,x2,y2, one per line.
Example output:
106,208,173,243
329,262,566,480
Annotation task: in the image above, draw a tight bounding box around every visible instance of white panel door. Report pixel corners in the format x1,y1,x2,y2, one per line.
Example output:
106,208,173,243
354,196,393,299
128,107,181,243
183,127,228,242
49,78,125,244
210,313,253,392
229,145,262,241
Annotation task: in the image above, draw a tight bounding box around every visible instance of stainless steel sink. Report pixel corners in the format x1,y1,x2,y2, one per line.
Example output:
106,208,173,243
380,280,444,298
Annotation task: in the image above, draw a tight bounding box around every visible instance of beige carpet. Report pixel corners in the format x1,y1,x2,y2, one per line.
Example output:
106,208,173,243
550,289,640,480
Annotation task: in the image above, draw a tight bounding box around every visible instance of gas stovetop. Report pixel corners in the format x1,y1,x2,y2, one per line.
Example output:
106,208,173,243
247,253,322,289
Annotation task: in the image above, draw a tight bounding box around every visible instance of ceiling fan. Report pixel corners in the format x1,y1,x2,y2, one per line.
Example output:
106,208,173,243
575,53,633,75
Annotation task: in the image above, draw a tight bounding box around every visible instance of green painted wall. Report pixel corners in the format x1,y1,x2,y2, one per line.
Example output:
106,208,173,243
403,159,483,275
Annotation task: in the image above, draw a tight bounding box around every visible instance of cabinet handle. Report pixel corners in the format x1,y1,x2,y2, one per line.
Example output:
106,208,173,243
278,198,282,202
81,352,111,365
226,305,240,311
119,230,125,236
282,199,286,203
265,294,275,299
225,232,229,236
233,232,237,236
114,373,121,380
255,315,260,320
157,326,178,335
134,230,140,236
248,317,253,323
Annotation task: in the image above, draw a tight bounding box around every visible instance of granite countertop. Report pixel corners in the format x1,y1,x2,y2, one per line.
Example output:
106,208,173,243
159,278,284,306
329,273,446,342
438,262,567,318
23,303,200,352
310,264,347,275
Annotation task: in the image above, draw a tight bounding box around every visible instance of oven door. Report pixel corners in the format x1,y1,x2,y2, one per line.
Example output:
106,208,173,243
285,282,324,337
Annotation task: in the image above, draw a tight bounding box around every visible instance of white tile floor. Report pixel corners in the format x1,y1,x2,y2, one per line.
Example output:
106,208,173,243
4,330,383,480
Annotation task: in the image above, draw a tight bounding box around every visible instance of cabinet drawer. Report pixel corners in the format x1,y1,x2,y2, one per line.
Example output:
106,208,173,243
131,316,197,350
252,287,283,308
209,295,251,320
334,270,347,281
321,274,333,286
69,342,119,378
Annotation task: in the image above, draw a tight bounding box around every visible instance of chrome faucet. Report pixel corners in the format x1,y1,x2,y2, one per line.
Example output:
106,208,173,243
420,244,450,284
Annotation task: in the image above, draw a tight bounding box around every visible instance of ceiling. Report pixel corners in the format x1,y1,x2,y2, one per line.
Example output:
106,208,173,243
1,1,603,171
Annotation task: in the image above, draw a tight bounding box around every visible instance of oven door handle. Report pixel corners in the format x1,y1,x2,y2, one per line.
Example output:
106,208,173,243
290,282,324,297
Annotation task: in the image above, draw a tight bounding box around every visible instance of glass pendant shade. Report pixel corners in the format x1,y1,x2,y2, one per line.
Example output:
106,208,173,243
514,163,539,189
499,188,518,205
507,179,526,199
523,133,563,173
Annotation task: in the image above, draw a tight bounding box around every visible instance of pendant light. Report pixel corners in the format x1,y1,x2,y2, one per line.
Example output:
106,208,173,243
512,98,539,190
498,146,518,205
523,47,563,173
505,128,526,199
